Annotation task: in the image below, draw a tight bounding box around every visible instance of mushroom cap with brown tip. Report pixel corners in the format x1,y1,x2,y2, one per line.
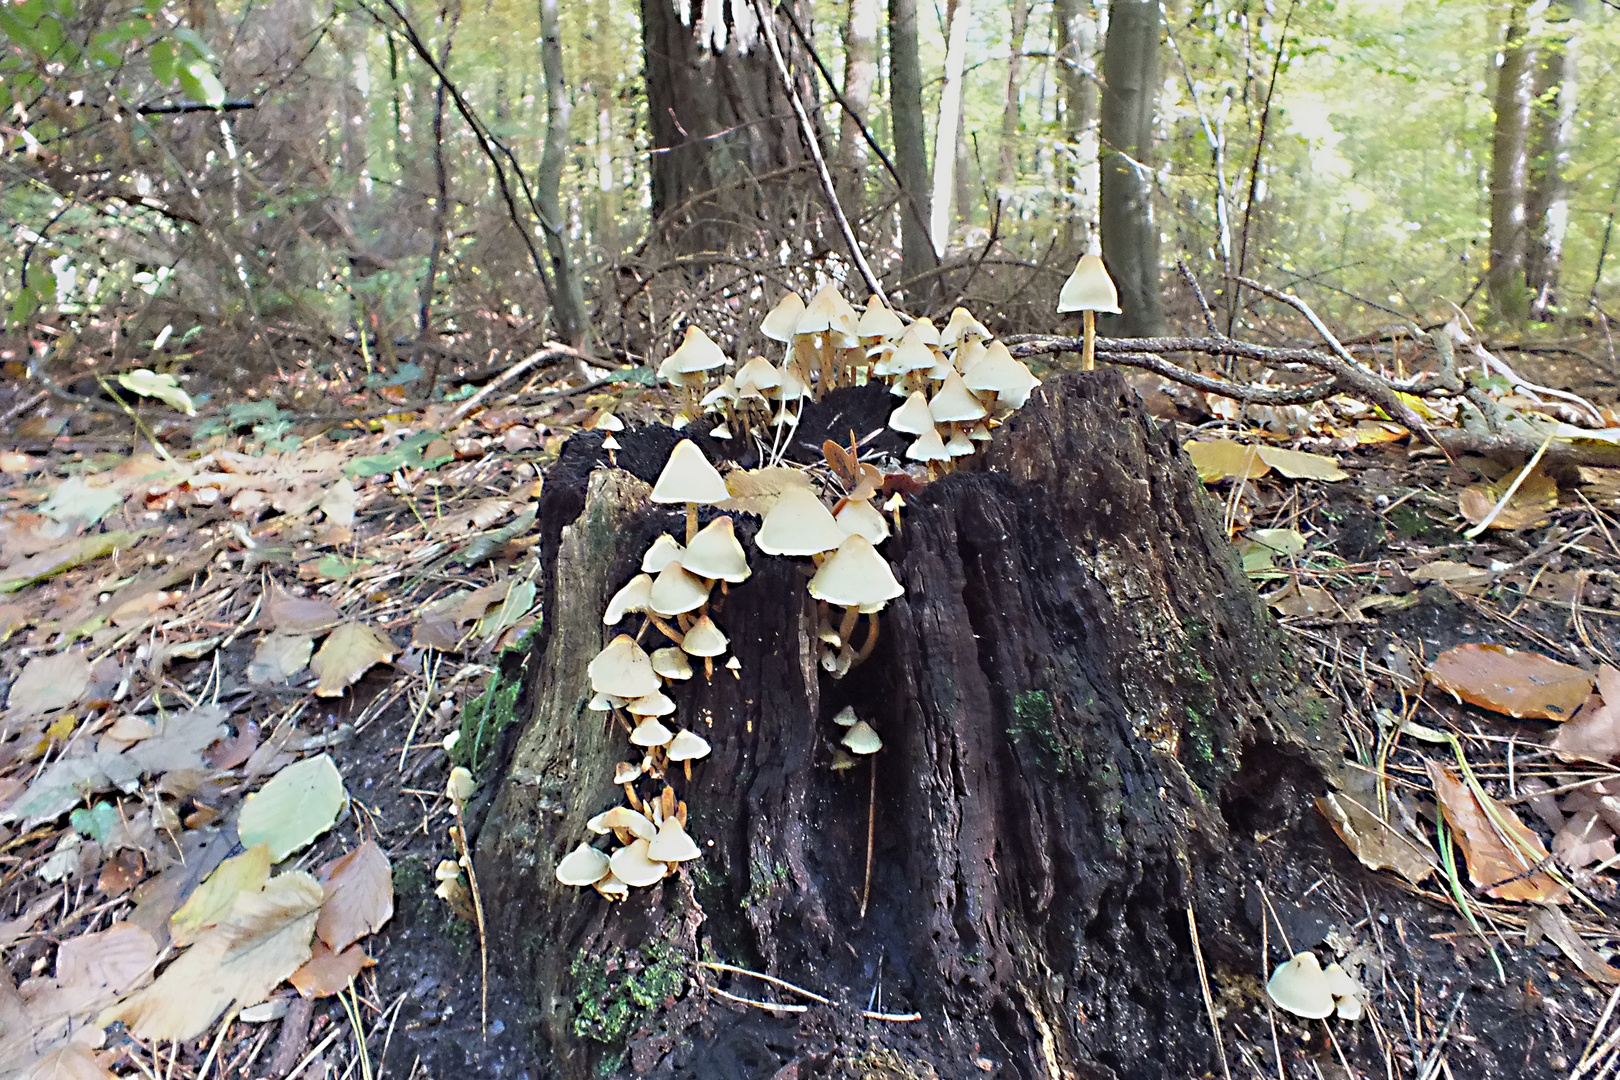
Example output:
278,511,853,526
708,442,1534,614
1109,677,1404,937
641,534,685,574
625,690,676,717
808,535,904,609
680,615,730,657
610,839,669,887
755,486,847,556
929,370,990,423
593,871,630,900
856,299,906,339
796,284,859,337
588,635,662,699
614,761,643,784
650,440,729,506
629,716,676,747
760,292,806,342
681,516,752,583
659,325,728,381
941,306,991,347
841,719,883,754
835,499,890,544
872,326,937,378
963,341,1040,409
648,817,702,862
666,729,712,762
1057,253,1122,315
651,647,694,681
588,806,657,841
910,317,941,346
905,425,951,463
604,574,654,624
555,843,612,886
648,563,711,616
734,355,783,395
1265,952,1336,1019
888,390,935,435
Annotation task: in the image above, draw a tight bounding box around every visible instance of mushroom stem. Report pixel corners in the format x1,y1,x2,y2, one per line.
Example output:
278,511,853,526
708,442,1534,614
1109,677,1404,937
684,760,693,783
836,604,860,651
853,612,882,666
1082,309,1096,371
703,656,714,681
859,755,876,921
622,783,641,810
646,614,686,646
685,502,698,545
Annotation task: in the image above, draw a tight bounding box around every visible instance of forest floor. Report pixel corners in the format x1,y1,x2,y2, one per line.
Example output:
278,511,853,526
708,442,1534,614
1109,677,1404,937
2,331,1620,1080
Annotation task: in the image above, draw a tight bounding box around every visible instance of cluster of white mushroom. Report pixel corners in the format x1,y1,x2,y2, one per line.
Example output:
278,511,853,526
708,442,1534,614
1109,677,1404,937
656,285,1043,473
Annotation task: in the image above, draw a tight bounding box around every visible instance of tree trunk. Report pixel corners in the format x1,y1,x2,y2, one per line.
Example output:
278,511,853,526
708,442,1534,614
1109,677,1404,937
1055,0,1099,253
1525,0,1585,322
539,0,590,348
888,0,935,304
929,0,972,256
994,0,1031,210
1488,1,1533,327
476,372,1338,1080
1099,0,1165,336
641,0,817,251
836,0,880,226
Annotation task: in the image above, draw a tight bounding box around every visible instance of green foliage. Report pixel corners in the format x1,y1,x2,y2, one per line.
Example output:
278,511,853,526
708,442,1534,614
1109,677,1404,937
1007,688,1081,771
452,655,526,774
570,941,686,1046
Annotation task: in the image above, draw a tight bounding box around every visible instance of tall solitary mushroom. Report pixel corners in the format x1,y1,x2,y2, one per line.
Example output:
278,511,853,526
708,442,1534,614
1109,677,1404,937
651,439,730,544
1057,252,1121,371
807,534,905,674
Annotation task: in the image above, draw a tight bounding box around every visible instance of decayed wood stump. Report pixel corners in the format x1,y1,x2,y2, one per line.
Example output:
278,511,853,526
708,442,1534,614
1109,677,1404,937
476,371,1339,1079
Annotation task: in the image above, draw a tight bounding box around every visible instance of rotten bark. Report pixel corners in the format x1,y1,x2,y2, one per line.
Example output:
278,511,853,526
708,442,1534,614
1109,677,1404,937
476,373,1337,1079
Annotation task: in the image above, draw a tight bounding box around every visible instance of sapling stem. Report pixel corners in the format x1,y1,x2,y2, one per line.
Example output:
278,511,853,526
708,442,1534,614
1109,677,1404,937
1082,310,1096,371
859,756,876,921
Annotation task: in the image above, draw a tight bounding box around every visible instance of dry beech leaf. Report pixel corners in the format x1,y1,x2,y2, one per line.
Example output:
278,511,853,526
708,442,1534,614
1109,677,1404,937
1425,761,1564,903
237,755,347,862
265,589,342,634
247,632,314,686
1554,809,1615,869
0,922,158,1073
311,623,394,697
718,466,816,516
411,614,464,652
318,478,357,528
1428,643,1592,721
1552,666,1620,763
314,841,393,953
1528,907,1620,984
288,941,373,998
1264,581,1336,618
1409,561,1492,589
1254,445,1349,482
1184,439,1270,483
99,872,322,1042
15,1042,117,1080
1457,468,1558,531
1317,771,1436,884
169,846,272,948
6,652,92,717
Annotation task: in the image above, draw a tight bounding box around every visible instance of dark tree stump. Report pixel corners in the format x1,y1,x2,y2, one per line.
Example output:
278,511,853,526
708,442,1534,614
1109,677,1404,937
477,372,1340,1079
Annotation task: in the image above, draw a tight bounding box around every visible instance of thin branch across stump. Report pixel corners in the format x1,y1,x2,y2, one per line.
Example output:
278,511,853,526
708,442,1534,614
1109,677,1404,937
477,372,1339,1080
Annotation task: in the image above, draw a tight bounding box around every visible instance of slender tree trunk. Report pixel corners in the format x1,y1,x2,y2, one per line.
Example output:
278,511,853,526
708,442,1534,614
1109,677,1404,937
1099,0,1165,336
640,0,817,251
889,0,935,303
929,0,972,256
588,0,620,264
994,0,1031,209
1488,0,1533,327
836,0,880,225
1056,0,1100,253
538,0,589,348
1525,0,1584,321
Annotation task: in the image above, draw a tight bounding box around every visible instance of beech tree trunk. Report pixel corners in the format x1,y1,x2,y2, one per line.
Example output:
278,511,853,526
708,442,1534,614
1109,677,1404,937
1055,0,1099,252
476,373,1337,1080
929,0,972,256
888,0,936,304
1099,0,1165,336
1488,1,1533,326
835,0,880,224
994,0,1032,209
539,0,589,348
641,0,818,251
1525,0,1585,321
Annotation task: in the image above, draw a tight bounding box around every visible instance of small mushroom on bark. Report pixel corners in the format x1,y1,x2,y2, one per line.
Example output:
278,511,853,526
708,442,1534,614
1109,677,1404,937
604,574,653,625
641,534,686,574
808,535,904,675
667,728,711,780
629,716,676,748
679,614,729,679
1265,951,1336,1020
609,838,670,888
647,817,702,863
755,487,847,558
650,647,693,681
681,516,751,584
555,843,611,887
588,806,658,844
588,635,661,699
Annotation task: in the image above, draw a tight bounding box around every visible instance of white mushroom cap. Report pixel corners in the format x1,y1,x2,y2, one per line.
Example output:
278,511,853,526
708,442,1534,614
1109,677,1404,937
945,429,976,457
649,563,711,616
594,412,625,432
659,325,729,380
604,574,654,624
963,341,1041,409
1266,952,1336,1019
647,817,702,862
832,706,859,727
755,487,847,556
1057,253,1122,315
701,378,738,409
588,692,623,711
888,391,935,435
856,298,905,339
774,366,812,402
601,434,622,452
642,534,686,574
911,317,941,347
711,424,732,439
905,425,951,463
940,306,991,347
836,499,890,544
593,871,630,900
735,355,783,396
626,690,676,717
1322,963,1365,1021
873,326,936,378
841,719,883,755
650,440,729,506
614,761,643,784
760,292,806,342
954,338,989,375
610,838,669,888
587,806,657,841
680,615,730,657
589,635,662,699
681,516,752,583
808,535,904,610
651,647,694,681
967,421,994,442
929,371,990,423
556,843,611,886
666,729,712,762
630,716,676,747
796,284,858,338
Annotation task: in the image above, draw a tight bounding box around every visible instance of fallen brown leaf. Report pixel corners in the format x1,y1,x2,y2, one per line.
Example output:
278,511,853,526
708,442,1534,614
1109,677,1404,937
314,841,393,953
5,651,91,718
311,623,394,697
1528,907,1620,984
288,941,373,998
1317,770,1436,884
1457,468,1557,531
1428,643,1592,721
1426,761,1564,903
